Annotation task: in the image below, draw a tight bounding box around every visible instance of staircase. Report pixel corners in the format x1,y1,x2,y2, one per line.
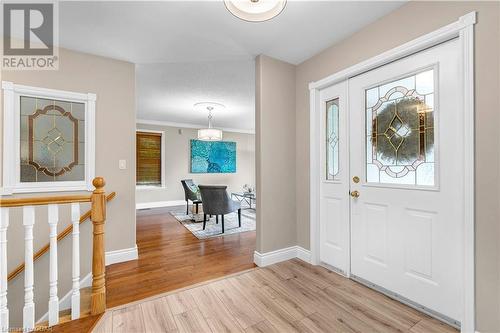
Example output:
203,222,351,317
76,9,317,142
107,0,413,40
36,287,92,328
0,177,114,332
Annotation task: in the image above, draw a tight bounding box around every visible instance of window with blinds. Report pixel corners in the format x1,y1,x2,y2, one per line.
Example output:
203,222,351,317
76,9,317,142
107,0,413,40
136,131,162,186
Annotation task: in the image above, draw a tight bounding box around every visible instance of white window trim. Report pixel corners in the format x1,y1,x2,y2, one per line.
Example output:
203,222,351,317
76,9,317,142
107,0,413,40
1,81,96,194
136,129,166,190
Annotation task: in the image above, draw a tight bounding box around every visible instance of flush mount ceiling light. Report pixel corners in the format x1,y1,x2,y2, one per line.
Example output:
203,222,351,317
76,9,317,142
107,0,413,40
224,0,287,22
195,102,225,141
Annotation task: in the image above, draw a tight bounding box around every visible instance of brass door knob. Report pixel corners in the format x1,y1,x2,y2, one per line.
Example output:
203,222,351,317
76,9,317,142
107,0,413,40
350,190,360,198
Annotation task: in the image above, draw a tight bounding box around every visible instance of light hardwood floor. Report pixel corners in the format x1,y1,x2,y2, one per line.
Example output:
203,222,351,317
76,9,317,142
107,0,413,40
93,258,458,333
52,206,256,332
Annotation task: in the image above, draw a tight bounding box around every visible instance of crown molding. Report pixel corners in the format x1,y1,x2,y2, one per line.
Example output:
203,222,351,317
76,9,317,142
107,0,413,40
136,118,255,134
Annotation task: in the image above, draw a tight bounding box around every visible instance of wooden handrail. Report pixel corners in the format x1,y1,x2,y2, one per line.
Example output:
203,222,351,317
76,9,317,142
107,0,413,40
6,192,116,281
0,195,92,208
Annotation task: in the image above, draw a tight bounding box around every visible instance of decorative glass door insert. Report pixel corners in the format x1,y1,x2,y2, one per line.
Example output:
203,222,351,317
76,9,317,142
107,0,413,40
20,96,85,182
366,69,435,186
326,98,339,180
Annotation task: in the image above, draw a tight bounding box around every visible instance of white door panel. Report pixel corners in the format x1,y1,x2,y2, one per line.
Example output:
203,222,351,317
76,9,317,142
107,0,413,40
349,39,462,322
319,81,349,273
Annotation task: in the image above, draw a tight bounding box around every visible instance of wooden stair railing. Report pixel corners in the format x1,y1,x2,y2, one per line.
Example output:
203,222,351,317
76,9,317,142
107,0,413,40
89,177,106,315
0,177,112,331
6,191,116,281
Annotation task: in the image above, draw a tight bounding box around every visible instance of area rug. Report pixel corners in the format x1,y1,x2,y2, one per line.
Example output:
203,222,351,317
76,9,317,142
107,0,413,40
170,209,256,240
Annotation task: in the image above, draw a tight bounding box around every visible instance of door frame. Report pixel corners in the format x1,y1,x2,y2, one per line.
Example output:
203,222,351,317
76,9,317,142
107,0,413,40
309,12,476,333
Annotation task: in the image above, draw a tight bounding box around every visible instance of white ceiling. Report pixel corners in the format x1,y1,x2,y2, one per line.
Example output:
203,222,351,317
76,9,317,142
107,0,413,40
136,60,255,131
59,1,405,132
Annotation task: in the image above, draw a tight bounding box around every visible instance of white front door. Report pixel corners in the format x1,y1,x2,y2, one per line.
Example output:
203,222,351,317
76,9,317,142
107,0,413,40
349,39,462,322
318,81,349,273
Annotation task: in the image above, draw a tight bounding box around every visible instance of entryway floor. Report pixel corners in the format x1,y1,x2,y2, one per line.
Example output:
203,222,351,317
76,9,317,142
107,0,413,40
52,206,457,333
52,206,256,332
93,258,458,333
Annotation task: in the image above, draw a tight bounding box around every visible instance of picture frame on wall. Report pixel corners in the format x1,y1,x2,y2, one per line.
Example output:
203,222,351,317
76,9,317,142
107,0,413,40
190,139,236,173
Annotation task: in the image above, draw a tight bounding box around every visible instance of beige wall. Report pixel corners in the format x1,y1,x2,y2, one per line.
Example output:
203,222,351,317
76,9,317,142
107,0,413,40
1,47,136,324
135,124,255,204
255,55,296,253
294,2,500,331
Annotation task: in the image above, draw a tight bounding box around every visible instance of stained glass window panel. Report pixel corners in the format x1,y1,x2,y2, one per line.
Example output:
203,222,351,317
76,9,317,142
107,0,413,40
326,98,339,180
20,96,85,183
366,69,435,186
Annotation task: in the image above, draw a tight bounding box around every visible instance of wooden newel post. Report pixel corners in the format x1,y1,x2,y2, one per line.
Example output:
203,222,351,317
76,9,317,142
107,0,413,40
90,177,106,315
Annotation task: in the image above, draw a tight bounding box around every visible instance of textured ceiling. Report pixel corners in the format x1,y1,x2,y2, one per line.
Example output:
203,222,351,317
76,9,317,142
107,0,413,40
136,60,255,131
59,1,405,131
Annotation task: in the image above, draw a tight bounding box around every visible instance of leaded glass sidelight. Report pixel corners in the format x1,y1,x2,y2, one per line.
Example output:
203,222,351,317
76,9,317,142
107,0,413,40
20,96,85,183
366,69,435,186
326,98,340,180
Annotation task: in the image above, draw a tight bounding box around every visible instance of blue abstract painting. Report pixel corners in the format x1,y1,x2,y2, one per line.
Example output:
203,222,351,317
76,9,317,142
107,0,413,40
190,140,236,173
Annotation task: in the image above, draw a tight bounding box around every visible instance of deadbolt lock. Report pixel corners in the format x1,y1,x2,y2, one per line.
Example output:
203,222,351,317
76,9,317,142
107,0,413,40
352,176,360,183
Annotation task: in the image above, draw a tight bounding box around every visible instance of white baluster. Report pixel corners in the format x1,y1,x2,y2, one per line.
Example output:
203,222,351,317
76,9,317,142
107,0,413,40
23,206,35,331
48,205,59,326
0,208,9,333
70,203,80,320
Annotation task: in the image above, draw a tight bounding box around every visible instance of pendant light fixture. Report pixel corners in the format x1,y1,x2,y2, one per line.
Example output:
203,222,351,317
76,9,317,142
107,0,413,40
195,102,225,141
224,0,287,22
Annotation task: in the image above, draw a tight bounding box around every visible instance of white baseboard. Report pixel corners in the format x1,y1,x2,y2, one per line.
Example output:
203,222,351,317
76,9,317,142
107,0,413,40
254,246,311,267
136,200,186,210
37,273,92,324
105,245,139,266
296,246,312,263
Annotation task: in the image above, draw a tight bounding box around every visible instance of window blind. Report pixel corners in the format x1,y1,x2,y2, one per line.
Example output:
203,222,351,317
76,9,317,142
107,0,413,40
136,131,162,186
